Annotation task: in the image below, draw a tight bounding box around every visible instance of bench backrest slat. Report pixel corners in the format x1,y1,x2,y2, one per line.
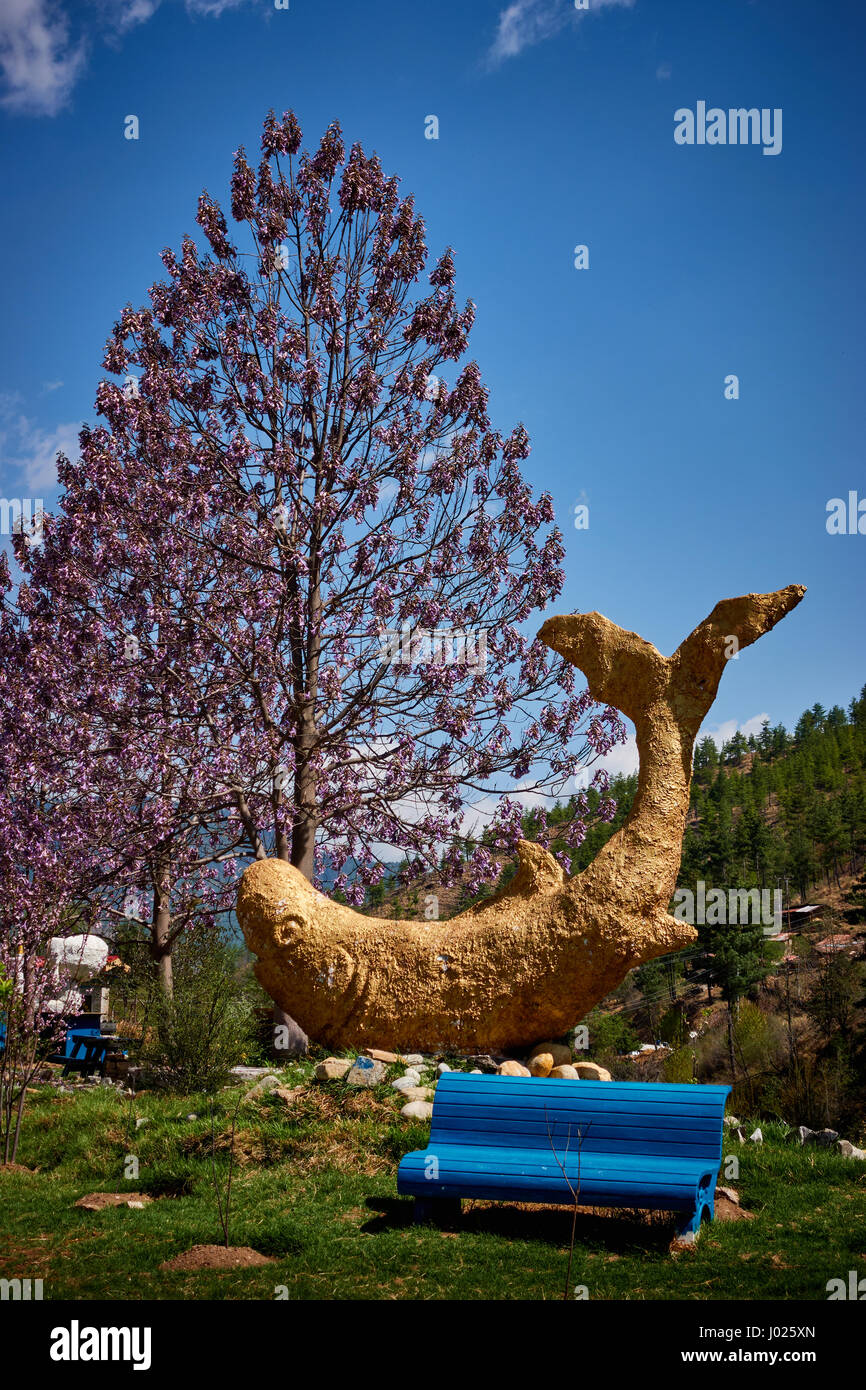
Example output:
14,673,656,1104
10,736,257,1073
429,1075,730,1161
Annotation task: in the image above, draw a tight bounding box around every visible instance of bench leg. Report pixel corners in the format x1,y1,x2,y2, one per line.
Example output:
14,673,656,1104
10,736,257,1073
676,1196,712,1243
413,1197,462,1226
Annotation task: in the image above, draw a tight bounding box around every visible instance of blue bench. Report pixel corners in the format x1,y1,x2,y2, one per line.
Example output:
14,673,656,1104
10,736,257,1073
397,1073,731,1240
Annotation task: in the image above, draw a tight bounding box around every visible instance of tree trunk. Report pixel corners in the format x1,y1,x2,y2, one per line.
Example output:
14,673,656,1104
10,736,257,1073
726,1004,737,1086
261,739,317,1059
151,882,173,997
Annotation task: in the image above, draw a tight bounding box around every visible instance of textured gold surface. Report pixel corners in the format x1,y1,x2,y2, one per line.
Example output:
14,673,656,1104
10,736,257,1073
238,586,805,1051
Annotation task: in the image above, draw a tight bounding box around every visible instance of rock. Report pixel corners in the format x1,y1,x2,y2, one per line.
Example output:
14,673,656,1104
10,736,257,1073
231,1065,281,1082
437,1062,451,1075
723,1116,742,1129
750,1128,763,1144
244,1075,281,1100
814,1128,840,1147
498,1060,531,1077
134,1117,149,1130
314,1057,352,1082
549,1064,579,1080
716,1186,740,1205
572,1062,611,1081
398,1086,434,1103
365,1048,401,1064
392,1076,419,1093
470,1069,482,1074
270,1007,309,1058
401,1100,434,1121
801,1127,839,1147
837,1140,866,1160
403,1054,425,1066
345,1057,386,1088
529,1053,554,1077
466,1055,500,1073
48,934,109,983
529,1042,572,1069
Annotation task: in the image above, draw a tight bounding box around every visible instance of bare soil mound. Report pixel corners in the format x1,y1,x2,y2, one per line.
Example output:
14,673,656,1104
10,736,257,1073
159,1244,274,1271
74,1192,153,1210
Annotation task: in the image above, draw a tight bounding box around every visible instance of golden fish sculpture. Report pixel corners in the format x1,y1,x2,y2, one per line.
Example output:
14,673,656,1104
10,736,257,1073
238,585,805,1051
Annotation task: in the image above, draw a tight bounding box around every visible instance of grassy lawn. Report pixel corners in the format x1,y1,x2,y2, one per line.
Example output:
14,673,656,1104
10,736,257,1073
2,1064,864,1301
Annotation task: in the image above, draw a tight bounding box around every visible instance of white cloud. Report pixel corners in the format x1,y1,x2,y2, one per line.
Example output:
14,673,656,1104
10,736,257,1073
486,0,636,68
580,712,773,781
113,0,163,34
185,0,249,15
0,396,81,493
0,0,255,116
0,0,87,116
599,732,639,778
19,418,81,491
703,713,770,749
588,713,771,780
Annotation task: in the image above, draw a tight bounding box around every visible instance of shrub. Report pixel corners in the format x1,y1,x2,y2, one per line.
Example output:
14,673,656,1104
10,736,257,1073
584,1009,639,1058
662,1046,695,1083
140,925,255,1092
659,1005,688,1047
733,999,785,1074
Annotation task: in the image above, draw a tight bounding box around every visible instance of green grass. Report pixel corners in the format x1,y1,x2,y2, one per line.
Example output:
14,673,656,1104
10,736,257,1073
2,1070,865,1301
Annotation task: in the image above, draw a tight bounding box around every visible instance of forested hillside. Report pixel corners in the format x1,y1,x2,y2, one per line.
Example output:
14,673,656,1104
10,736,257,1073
550,681,866,909
367,683,866,917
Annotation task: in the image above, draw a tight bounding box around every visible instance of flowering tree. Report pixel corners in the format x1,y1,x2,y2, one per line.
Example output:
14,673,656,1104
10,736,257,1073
13,111,624,1047
0,555,97,1160
56,111,621,880
13,535,242,996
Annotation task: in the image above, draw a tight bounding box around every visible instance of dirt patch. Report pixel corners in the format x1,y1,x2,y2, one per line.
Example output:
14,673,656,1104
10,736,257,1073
473,1200,671,1226
74,1192,153,1210
340,1207,367,1222
714,1194,755,1222
0,1163,37,1175
159,1244,274,1271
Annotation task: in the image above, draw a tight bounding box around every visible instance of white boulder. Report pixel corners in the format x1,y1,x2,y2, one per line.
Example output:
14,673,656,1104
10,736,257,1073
48,935,109,983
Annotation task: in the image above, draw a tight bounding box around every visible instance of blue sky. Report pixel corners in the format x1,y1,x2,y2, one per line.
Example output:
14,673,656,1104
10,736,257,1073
1,0,863,776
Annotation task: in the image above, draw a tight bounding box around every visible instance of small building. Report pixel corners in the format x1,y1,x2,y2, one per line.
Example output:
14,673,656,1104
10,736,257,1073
814,933,854,956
